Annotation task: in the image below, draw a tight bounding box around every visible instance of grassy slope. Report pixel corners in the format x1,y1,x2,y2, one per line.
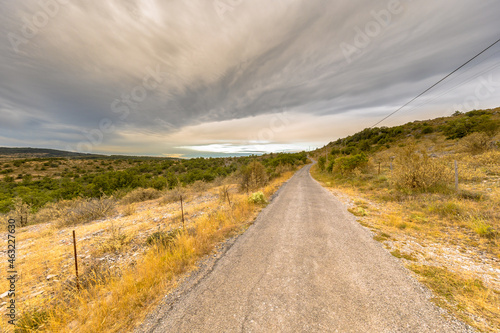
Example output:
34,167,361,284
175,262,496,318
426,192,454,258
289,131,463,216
311,108,500,332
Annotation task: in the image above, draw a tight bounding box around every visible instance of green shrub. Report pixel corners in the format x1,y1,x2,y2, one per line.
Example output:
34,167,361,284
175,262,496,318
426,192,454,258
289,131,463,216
146,229,182,247
248,191,267,205
317,156,326,171
428,201,463,217
443,113,499,139
457,190,485,201
332,153,368,175
422,126,434,134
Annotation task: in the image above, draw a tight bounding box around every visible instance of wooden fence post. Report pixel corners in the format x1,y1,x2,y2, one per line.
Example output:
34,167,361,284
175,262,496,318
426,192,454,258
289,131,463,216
455,160,459,191
225,187,231,207
73,230,80,291
180,195,185,230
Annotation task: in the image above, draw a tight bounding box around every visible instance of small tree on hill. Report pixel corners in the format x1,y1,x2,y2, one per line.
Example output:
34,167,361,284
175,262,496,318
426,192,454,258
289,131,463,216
240,161,268,193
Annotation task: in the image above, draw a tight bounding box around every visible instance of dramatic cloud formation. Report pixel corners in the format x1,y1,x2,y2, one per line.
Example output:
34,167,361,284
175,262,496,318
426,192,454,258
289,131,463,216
1,0,499,156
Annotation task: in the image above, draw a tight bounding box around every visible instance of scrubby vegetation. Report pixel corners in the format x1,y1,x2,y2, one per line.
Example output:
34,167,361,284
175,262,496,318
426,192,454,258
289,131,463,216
312,107,500,332
248,191,268,205
0,150,307,332
392,145,449,191
0,152,307,227
0,157,235,215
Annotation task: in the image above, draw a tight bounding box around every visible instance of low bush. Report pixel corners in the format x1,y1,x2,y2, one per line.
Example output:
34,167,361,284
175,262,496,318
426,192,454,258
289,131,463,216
121,188,162,204
58,196,116,227
393,146,449,191
427,201,463,218
457,190,485,201
160,188,188,205
97,225,133,255
123,203,136,216
468,217,496,239
33,200,73,224
248,191,267,205
332,153,368,175
11,197,31,227
16,309,52,332
421,126,434,134
240,161,268,193
146,228,183,247
461,132,491,155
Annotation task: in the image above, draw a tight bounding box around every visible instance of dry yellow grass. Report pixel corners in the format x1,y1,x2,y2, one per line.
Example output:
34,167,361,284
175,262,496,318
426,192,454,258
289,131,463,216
0,171,295,332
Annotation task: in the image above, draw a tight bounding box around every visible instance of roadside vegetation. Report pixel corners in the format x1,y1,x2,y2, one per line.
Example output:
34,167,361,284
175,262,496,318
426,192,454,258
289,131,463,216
0,153,306,224
312,107,500,332
0,152,307,332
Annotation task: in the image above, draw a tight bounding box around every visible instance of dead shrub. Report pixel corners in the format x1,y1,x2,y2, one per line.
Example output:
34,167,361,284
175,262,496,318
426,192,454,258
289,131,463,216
57,196,116,227
160,187,189,205
190,180,210,192
218,185,232,205
11,197,31,227
33,200,74,225
461,132,491,155
240,161,268,193
393,145,450,191
121,188,161,204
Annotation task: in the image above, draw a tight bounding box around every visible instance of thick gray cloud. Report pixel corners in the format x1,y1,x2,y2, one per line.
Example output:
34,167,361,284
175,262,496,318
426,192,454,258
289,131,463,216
0,0,499,155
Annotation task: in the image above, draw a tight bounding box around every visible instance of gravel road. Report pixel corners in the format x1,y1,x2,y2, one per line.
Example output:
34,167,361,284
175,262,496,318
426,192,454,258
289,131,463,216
139,165,472,332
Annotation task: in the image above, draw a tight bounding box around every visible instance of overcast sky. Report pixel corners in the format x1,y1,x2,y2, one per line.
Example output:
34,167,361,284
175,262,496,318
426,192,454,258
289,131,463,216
1,0,499,157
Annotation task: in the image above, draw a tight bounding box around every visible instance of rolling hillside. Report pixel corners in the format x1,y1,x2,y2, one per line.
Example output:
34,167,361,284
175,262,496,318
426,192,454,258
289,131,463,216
311,107,500,332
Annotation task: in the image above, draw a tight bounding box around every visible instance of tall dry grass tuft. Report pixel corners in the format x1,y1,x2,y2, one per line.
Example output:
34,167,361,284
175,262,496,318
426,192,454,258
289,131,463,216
122,203,136,216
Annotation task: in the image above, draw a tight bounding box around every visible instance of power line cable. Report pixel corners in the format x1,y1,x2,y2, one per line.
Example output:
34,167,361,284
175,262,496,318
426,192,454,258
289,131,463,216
370,37,500,128
402,60,500,116
373,49,500,127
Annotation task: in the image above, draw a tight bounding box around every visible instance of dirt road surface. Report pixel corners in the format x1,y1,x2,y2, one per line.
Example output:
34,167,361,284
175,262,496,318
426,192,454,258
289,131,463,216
140,165,472,332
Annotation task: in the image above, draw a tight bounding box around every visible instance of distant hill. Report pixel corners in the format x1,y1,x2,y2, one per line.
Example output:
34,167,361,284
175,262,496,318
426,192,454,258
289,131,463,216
0,147,179,160
0,147,95,159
